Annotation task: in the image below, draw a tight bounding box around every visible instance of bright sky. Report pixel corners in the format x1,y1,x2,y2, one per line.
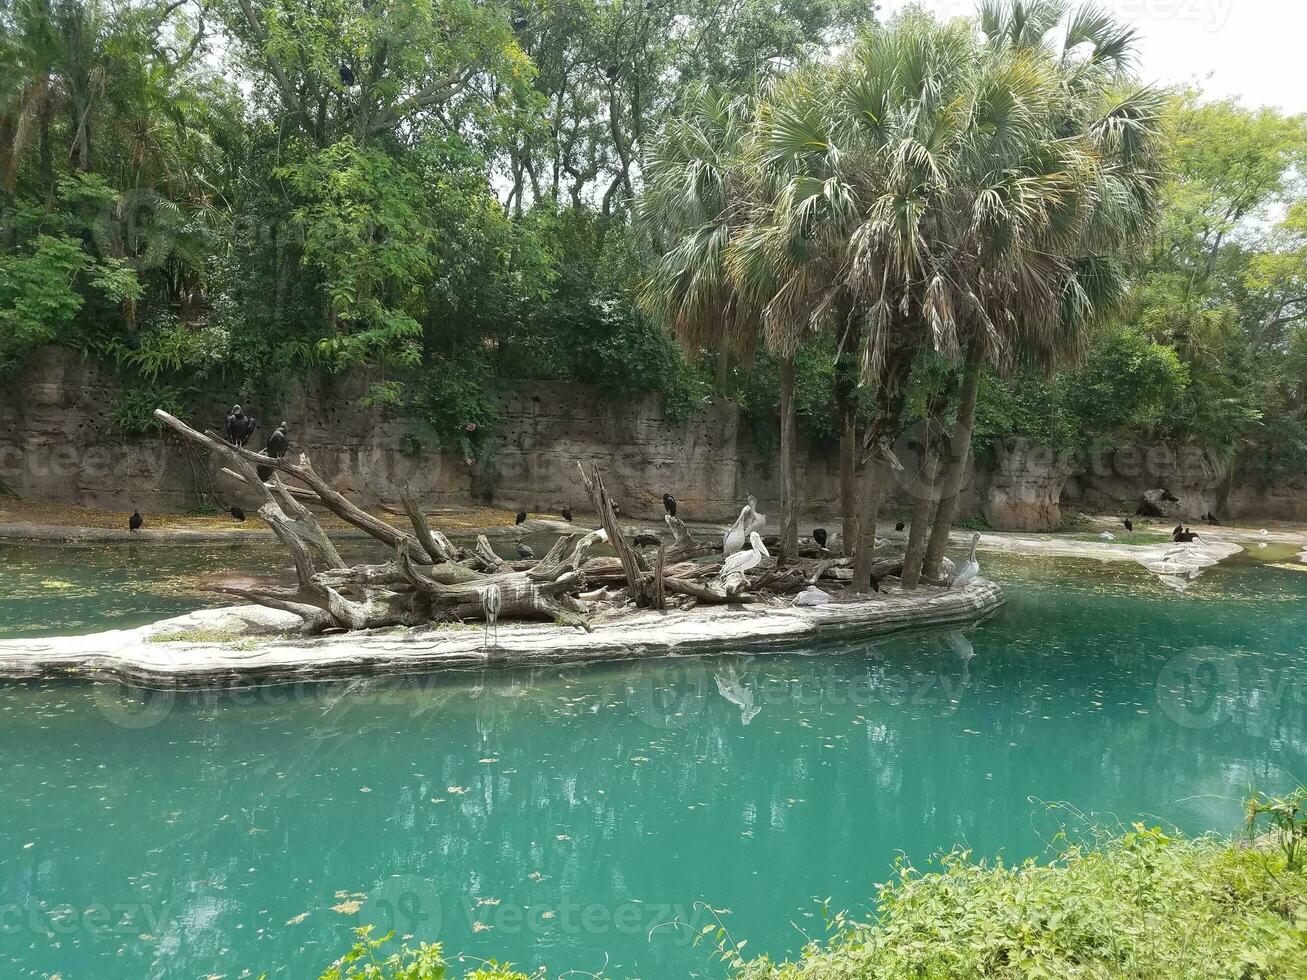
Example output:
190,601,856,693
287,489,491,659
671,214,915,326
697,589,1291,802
877,0,1307,115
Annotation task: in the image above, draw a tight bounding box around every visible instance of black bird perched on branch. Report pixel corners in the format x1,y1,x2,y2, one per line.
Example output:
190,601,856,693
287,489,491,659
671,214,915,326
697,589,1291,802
515,510,527,525
230,506,245,522
663,493,677,517
226,405,256,446
257,421,289,481
339,63,355,86
1124,518,1133,532
610,499,622,518
633,533,661,547
129,510,143,533
895,520,905,532
516,541,535,559
812,527,828,549
561,505,572,522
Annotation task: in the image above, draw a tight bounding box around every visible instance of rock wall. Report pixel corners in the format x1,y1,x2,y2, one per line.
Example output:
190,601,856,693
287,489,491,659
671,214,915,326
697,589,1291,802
0,349,467,513
1225,474,1307,523
1062,444,1234,520
981,439,1079,531
0,348,1297,525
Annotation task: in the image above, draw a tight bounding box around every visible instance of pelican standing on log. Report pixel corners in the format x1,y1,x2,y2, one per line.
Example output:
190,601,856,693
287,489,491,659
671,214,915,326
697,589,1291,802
723,496,766,557
720,531,768,582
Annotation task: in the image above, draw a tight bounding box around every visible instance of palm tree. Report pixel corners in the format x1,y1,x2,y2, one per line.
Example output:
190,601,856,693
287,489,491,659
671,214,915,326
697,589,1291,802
744,2,1162,592
642,84,816,561
918,0,1165,578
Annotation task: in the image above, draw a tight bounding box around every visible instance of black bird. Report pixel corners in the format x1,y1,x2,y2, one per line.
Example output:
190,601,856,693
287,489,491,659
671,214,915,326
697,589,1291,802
812,527,828,549
1161,489,1180,503
663,493,677,518
1172,523,1184,539
226,405,256,446
229,506,246,522
561,505,573,522
610,499,622,518
1124,518,1133,532
516,541,535,560
869,574,880,593
515,510,527,525
1176,527,1200,543
633,533,661,547
258,421,289,481
895,520,905,532
1205,512,1221,525
339,63,355,86
129,510,143,533
265,421,289,459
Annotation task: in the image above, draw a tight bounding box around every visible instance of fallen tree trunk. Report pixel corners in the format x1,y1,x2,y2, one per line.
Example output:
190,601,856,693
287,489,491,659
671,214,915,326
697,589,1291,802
151,408,931,636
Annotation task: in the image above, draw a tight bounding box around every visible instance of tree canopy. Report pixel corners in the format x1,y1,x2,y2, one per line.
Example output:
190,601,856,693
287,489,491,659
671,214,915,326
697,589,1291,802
1,0,1304,483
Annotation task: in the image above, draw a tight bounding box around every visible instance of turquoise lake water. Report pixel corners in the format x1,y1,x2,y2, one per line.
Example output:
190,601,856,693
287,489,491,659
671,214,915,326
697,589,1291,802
0,544,1305,977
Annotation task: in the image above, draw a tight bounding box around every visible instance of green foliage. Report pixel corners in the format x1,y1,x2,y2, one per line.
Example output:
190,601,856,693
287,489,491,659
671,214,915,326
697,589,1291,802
735,810,1307,980
318,927,535,980
1061,328,1190,441
109,382,188,436
974,371,1078,456
1246,789,1307,870
408,352,501,460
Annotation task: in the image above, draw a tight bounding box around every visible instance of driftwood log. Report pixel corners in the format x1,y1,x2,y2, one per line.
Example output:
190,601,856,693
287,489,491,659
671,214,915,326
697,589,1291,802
153,409,928,635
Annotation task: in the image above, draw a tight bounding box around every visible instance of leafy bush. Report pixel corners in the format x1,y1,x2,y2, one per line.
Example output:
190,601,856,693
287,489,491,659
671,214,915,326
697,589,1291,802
109,383,189,436
734,815,1307,980
318,928,535,979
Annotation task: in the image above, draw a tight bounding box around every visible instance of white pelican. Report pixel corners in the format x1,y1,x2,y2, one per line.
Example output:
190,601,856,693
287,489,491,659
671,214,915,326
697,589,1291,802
723,495,766,556
1099,531,1115,541
793,586,832,607
719,532,768,580
951,533,981,589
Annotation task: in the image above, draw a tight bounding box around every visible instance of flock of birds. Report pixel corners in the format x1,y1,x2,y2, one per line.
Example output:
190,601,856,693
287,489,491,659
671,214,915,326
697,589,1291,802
128,415,1278,596
513,491,984,600
128,412,993,598
127,405,292,533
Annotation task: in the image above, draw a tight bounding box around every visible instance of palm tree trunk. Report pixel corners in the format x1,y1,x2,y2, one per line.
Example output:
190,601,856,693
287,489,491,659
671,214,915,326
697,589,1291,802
922,346,983,578
900,448,938,589
850,455,885,593
778,353,800,564
839,414,859,556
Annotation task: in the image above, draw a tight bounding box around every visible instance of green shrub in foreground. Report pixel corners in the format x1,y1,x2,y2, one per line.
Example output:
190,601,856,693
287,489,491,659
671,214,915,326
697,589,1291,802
318,928,535,980
316,800,1307,980
735,819,1307,980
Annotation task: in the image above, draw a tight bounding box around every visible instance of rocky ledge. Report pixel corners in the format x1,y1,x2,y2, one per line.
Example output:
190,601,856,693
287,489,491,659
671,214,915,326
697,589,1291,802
0,579,1004,688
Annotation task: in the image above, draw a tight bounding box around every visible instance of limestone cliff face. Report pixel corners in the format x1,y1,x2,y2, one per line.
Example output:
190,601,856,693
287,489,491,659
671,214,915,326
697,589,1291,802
1062,444,1235,520
0,349,467,512
981,438,1079,531
0,348,1298,524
